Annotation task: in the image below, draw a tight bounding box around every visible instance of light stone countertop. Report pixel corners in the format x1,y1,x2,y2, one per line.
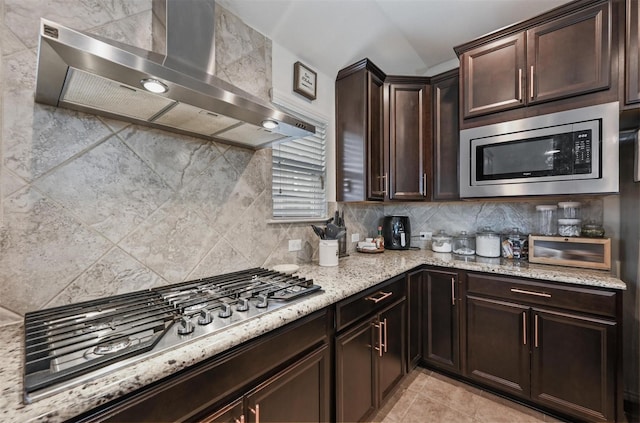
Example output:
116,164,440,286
0,250,625,422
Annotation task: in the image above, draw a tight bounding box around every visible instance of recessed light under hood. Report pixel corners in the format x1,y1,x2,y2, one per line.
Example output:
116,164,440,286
34,0,315,148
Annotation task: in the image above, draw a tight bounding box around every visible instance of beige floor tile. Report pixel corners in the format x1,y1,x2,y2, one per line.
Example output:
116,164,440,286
402,396,475,423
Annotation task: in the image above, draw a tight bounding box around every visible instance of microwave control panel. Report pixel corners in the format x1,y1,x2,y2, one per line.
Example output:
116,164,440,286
573,129,592,174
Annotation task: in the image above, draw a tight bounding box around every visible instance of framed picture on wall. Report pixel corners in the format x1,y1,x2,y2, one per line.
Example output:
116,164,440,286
293,61,317,100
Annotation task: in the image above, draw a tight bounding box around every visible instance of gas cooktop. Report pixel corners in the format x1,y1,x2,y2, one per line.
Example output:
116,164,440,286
23,267,321,403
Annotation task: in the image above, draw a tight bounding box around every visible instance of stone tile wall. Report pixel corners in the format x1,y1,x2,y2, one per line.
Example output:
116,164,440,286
0,0,605,325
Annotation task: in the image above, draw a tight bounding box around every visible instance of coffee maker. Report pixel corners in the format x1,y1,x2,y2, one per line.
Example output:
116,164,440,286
382,216,411,250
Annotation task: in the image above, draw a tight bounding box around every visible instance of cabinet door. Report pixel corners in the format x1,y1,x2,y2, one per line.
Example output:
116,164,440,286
388,82,431,200
336,319,376,423
431,70,459,201
527,2,611,104
460,32,526,118
367,72,387,200
466,295,530,399
531,308,616,422
422,269,460,373
378,299,407,403
245,346,330,423
407,270,423,368
627,0,640,104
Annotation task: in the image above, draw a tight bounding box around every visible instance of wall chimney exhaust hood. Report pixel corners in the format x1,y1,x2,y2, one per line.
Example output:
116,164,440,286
34,0,315,148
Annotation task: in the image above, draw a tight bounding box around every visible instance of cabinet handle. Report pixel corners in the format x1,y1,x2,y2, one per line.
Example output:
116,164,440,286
535,314,539,348
518,68,522,101
422,173,427,196
530,65,534,99
365,291,393,303
382,318,388,353
510,288,551,298
451,277,455,306
234,416,245,423
522,312,527,345
250,405,260,423
380,173,388,195
374,321,383,357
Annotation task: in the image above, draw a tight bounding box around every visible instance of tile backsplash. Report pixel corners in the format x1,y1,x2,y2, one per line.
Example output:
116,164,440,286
0,0,605,324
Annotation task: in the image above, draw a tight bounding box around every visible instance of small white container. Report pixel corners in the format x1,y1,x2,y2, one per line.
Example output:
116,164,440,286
319,239,339,266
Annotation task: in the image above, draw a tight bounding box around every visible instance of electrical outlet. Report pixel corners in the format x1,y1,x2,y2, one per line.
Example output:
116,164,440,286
288,239,302,251
351,233,360,242
420,231,432,240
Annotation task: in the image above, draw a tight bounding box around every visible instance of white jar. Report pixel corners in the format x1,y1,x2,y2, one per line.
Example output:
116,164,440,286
476,227,501,258
319,239,339,266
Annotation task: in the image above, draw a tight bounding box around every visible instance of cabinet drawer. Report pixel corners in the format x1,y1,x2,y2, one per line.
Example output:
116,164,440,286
336,275,406,331
466,273,616,318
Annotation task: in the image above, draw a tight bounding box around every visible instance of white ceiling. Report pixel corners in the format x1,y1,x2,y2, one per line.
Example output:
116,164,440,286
217,0,573,78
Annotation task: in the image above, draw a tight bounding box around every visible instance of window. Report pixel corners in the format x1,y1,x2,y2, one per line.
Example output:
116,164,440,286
271,101,327,220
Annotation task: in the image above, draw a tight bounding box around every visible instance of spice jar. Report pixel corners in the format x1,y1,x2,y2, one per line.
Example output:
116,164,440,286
502,228,525,259
581,223,605,238
536,205,558,235
431,230,453,253
476,227,501,257
558,218,581,237
453,231,475,255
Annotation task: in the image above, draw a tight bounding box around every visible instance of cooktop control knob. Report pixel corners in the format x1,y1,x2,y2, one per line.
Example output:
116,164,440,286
255,294,269,309
236,298,250,312
177,317,194,335
218,303,232,318
197,309,213,325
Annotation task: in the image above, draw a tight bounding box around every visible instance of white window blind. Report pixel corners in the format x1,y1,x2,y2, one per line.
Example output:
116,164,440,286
271,104,327,220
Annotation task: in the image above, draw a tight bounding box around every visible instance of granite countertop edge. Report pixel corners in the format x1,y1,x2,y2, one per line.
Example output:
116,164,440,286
1,250,626,422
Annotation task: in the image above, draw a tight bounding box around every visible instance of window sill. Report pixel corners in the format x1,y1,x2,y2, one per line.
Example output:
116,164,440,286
267,217,330,224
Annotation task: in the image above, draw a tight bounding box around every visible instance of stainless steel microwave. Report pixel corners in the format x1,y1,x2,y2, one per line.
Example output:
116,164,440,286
459,102,619,198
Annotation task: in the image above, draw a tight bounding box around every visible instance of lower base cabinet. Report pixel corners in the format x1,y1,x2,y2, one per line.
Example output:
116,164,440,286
465,273,620,422
201,345,330,423
335,276,407,422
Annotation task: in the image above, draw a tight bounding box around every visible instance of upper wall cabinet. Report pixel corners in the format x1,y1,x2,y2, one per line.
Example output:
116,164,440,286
386,76,432,201
336,59,386,202
626,0,640,105
336,60,436,202
456,0,615,125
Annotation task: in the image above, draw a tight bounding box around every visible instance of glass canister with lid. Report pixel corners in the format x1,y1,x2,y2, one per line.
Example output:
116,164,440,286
502,227,526,259
453,231,475,255
476,227,501,257
557,201,581,219
431,230,453,253
535,205,558,235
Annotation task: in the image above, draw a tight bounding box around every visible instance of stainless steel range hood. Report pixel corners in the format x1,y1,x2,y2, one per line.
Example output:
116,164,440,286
34,0,315,148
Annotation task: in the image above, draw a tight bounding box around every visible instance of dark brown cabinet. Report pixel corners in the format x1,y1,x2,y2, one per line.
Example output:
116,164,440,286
336,60,434,202
71,310,331,423
336,59,386,201
465,273,619,422
431,69,460,201
386,77,432,200
457,0,613,121
626,0,640,104
421,269,461,373
335,276,407,422
459,32,526,118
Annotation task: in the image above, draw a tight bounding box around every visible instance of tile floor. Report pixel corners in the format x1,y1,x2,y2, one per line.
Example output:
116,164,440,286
372,368,563,423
